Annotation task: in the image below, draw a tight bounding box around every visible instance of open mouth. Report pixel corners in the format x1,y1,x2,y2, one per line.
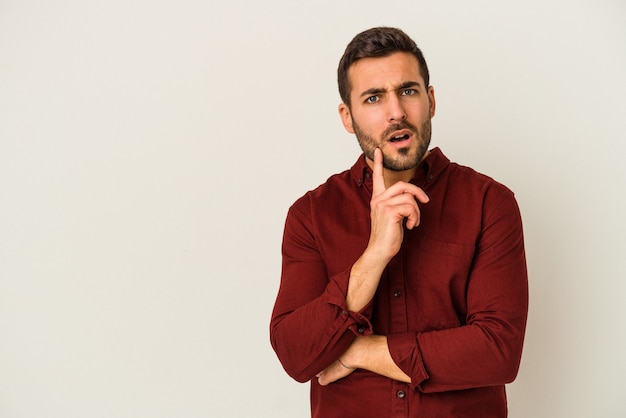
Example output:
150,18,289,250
389,133,411,143
390,134,410,142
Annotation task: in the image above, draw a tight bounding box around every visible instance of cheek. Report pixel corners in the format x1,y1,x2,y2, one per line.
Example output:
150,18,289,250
352,110,386,134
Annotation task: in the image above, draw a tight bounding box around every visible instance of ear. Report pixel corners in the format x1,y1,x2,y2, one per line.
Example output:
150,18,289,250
427,85,436,118
338,103,355,133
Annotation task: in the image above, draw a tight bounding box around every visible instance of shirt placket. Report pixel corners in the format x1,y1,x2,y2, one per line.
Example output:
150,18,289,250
387,251,410,417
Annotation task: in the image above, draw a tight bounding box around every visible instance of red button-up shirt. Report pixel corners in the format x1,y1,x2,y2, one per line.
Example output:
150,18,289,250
270,148,528,417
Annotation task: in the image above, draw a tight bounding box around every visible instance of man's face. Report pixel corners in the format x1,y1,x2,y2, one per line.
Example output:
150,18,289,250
339,52,436,172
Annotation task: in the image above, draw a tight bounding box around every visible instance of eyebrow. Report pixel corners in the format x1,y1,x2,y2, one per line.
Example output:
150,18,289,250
359,81,423,98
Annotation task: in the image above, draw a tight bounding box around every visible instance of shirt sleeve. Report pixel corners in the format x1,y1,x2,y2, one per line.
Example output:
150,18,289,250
270,201,373,383
387,191,529,393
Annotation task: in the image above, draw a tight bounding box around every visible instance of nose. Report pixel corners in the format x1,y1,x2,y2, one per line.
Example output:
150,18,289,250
387,95,406,122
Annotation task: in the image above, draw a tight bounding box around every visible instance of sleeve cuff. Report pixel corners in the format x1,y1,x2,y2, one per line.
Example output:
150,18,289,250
387,332,429,390
326,268,374,336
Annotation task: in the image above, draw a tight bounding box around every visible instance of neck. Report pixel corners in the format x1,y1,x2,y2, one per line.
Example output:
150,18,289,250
381,167,416,188
365,150,430,188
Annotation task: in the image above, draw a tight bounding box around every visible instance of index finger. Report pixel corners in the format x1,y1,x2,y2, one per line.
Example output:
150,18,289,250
372,148,386,196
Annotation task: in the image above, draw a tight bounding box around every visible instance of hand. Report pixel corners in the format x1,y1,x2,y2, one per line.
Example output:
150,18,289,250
367,148,429,261
316,357,356,387
346,149,429,312
316,335,411,386
316,336,364,386
317,335,411,386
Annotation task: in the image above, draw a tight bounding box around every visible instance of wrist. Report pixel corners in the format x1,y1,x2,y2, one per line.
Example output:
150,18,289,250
358,246,392,272
337,357,355,370
344,335,382,370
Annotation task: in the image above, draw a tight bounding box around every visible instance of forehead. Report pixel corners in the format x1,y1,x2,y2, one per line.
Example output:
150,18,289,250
348,52,424,93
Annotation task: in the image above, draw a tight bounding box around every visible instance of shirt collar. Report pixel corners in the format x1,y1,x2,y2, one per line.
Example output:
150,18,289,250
350,147,450,189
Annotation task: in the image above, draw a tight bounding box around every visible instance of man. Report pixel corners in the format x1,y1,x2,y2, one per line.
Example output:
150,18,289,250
270,27,528,417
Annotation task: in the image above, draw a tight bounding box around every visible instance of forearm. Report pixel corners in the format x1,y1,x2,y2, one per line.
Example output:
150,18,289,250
387,312,527,393
316,334,410,387
348,335,411,383
346,248,389,312
389,242,528,392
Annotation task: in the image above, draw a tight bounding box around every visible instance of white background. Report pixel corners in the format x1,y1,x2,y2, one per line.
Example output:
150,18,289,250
1,1,625,417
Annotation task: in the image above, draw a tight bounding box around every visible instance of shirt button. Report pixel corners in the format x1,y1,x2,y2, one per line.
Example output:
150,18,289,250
357,327,364,334
393,290,401,297
397,390,406,399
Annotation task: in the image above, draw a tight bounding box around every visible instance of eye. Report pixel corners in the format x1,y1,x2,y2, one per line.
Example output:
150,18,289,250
401,89,417,96
365,95,379,104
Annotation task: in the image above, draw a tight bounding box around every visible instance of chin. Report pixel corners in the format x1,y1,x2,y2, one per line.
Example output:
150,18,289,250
383,147,426,171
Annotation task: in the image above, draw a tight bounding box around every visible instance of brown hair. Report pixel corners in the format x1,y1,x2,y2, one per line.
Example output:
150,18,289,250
337,27,430,106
